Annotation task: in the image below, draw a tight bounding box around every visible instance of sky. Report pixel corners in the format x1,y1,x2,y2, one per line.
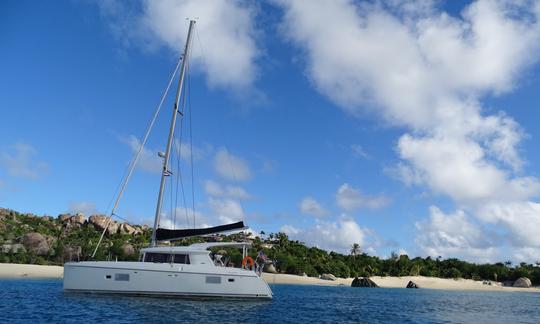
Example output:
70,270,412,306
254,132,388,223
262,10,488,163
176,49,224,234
2,0,540,263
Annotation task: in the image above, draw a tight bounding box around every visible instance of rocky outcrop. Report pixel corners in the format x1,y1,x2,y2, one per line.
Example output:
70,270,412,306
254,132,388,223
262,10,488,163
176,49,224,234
351,277,379,287
63,246,81,261
264,263,277,274
513,277,532,288
0,208,16,221
89,215,118,235
406,280,419,288
321,273,337,281
21,232,53,256
121,243,135,256
57,214,71,223
70,214,87,226
119,223,142,235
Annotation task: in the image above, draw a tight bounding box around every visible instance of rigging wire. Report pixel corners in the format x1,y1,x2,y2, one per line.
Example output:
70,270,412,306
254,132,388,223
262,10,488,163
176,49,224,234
91,56,183,258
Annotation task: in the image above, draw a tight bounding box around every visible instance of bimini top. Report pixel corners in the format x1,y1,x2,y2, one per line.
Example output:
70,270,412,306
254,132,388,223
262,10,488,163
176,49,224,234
141,242,252,254
155,221,247,241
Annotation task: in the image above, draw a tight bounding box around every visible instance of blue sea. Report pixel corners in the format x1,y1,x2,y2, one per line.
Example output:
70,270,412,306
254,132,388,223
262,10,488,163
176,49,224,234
1,280,540,323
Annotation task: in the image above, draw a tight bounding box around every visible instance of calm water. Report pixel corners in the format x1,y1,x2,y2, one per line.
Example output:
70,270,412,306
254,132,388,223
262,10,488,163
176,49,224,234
1,280,540,323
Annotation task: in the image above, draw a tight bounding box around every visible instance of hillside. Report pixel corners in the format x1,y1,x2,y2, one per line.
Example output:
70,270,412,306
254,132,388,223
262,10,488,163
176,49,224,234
1,207,539,286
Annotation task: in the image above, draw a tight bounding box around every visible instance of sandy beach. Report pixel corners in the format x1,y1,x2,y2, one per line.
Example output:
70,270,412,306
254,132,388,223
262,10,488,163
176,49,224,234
262,273,540,293
1,263,538,293
0,263,63,279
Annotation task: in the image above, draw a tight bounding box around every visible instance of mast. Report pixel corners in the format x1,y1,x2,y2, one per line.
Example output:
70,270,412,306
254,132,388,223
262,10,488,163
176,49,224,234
151,20,196,247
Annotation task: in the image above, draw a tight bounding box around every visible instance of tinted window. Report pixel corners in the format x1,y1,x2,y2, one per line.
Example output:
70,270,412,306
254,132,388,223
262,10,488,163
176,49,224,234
206,276,221,284
173,254,190,264
144,253,169,263
115,273,129,281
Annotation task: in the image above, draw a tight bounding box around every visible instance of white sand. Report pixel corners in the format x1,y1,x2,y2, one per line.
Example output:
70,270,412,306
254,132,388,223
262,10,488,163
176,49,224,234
0,263,63,279
262,273,540,293
1,264,538,293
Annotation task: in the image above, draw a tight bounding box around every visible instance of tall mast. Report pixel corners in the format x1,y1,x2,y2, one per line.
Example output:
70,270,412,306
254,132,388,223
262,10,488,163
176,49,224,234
151,20,196,247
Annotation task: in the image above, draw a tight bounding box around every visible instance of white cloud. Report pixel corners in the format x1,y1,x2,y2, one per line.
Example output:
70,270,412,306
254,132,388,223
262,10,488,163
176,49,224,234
208,197,245,224
278,0,540,261
204,179,251,200
0,142,48,179
415,206,498,263
281,217,367,253
336,183,389,211
299,196,328,217
214,147,252,181
68,201,98,216
160,207,207,229
98,0,260,89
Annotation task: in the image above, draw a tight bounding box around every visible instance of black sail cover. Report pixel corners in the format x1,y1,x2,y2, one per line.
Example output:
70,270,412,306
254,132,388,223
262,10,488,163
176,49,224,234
155,221,246,241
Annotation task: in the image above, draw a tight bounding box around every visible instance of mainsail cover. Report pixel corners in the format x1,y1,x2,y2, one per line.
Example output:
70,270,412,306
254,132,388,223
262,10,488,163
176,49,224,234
155,221,247,241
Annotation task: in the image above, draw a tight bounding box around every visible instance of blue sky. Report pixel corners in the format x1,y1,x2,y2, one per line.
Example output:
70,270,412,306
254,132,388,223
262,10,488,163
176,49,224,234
2,0,540,263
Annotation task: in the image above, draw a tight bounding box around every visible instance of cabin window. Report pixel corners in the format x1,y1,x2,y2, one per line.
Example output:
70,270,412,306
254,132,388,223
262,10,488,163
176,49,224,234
115,273,129,281
105,275,111,279
206,276,221,284
143,253,190,264
173,254,190,264
228,278,235,282
144,253,169,263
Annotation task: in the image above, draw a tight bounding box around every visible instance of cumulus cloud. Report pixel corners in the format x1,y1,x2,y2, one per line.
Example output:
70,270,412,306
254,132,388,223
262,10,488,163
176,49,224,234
0,142,48,179
278,0,540,261
281,217,367,253
204,179,251,200
283,221,365,253
299,196,328,217
214,147,252,181
208,197,245,224
98,0,260,89
160,207,206,229
336,183,389,211
415,206,499,262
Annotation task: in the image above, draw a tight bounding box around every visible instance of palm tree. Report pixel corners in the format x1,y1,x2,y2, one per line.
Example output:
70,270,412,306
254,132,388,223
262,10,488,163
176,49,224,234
350,243,361,258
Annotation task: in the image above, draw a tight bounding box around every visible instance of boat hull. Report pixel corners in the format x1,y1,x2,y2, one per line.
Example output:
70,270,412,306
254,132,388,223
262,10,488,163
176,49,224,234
63,261,272,299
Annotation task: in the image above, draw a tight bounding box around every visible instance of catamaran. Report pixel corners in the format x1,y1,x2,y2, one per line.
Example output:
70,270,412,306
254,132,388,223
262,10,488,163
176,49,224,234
63,20,273,299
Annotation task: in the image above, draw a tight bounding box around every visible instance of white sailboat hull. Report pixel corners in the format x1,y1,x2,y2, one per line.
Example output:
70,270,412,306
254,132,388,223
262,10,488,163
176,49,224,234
64,261,272,299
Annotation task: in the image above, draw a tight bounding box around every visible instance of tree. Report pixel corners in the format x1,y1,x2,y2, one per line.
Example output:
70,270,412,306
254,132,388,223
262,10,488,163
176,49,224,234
350,243,361,258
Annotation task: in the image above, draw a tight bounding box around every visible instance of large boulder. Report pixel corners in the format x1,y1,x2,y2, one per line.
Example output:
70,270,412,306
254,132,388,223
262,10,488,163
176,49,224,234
119,223,141,235
121,243,136,256
320,273,337,281
406,280,420,289
41,216,53,222
21,232,51,256
264,263,277,274
70,214,87,226
57,214,71,223
63,246,82,261
89,215,118,235
513,277,532,288
351,277,379,288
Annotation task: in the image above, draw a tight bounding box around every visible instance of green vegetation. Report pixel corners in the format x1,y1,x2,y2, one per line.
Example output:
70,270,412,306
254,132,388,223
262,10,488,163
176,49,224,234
1,208,539,285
